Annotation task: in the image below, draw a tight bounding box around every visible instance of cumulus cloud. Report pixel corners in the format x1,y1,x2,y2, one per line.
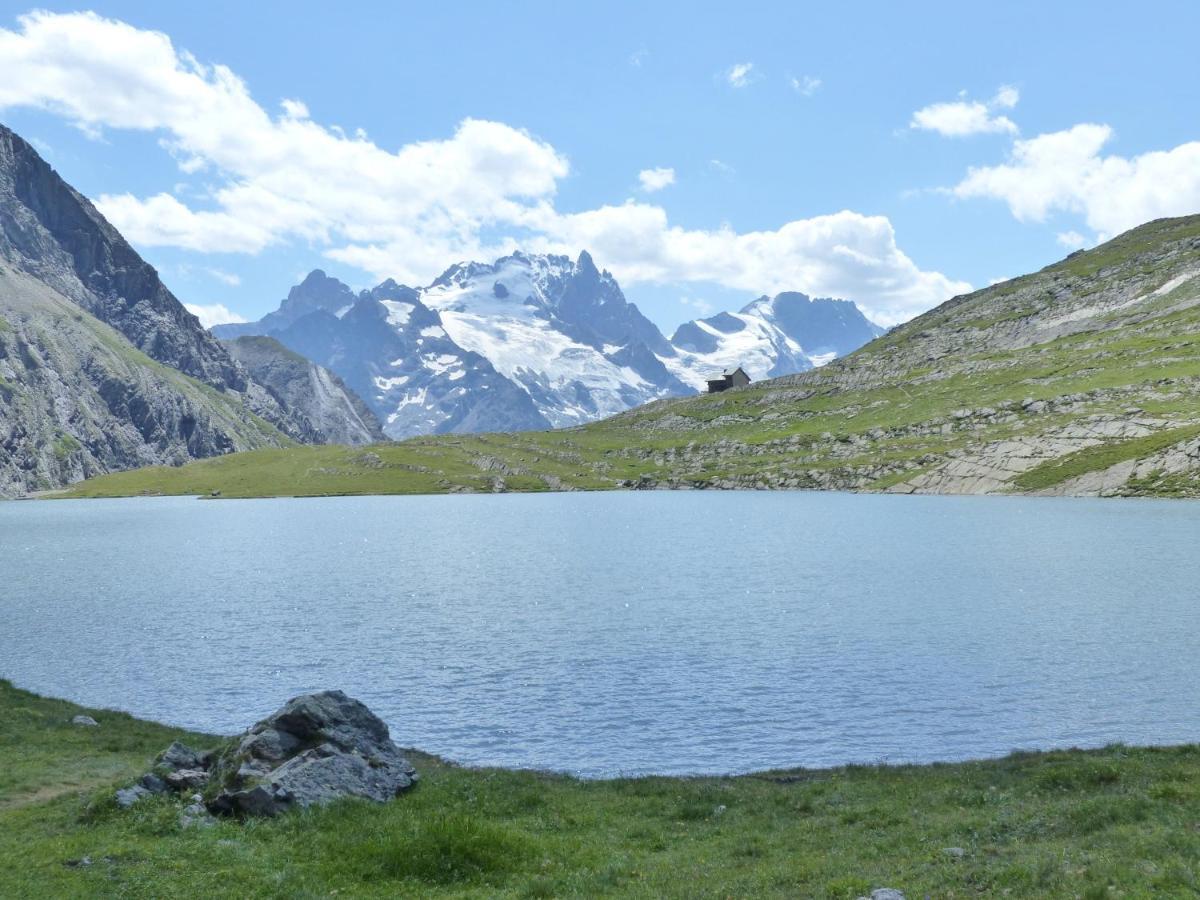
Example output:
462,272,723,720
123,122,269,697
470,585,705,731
0,11,966,324
0,11,569,283
279,98,309,119
725,62,756,88
952,123,1200,239
525,204,970,325
790,75,822,97
910,86,1020,138
637,167,675,193
1056,230,1088,250
184,303,246,329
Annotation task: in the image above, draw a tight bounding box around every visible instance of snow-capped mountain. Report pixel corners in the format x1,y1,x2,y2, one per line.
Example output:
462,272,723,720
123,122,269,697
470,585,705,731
667,292,886,390
419,251,688,427
255,278,548,437
214,254,883,439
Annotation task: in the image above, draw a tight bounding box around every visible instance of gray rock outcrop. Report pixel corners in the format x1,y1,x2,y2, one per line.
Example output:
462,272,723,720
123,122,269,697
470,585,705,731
113,690,416,819
206,690,417,817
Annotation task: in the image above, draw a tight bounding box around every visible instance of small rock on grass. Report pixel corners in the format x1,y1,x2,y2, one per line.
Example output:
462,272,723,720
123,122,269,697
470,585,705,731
115,785,152,809
179,801,216,830
857,890,905,900
71,715,98,727
165,768,209,791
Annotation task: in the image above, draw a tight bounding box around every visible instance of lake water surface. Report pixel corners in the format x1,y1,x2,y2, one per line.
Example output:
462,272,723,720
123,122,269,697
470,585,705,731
2,492,1198,777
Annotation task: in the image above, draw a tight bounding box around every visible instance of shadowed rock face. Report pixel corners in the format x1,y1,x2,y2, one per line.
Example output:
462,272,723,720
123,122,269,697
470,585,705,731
205,691,417,817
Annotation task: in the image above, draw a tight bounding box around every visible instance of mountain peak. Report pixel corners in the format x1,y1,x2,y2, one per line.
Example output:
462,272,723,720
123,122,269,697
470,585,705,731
282,270,355,316
575,249,599,278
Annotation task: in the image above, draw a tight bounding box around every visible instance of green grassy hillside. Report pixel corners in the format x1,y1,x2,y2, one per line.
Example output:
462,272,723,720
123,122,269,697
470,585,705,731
62,215,1200,500
4,679,1200,897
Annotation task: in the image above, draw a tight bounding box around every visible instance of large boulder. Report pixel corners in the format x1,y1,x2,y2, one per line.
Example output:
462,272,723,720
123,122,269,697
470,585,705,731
205,690,417,817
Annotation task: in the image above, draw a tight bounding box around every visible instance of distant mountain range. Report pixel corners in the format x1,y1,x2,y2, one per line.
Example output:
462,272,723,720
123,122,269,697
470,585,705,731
216,253,883,438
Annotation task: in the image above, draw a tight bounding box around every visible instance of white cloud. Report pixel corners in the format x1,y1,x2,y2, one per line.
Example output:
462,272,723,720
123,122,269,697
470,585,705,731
679,296,716,316
205,267,241,286
992,85,1019,109
1056,230,1088,250
0,11,966,325
952,123,1200,241
629,48,647,68
0,11,569,282
279,98,308,120
709,158,735,175
638,167,675,193
184,303,246,329
790,75,822,97
526,205,970,326
910,86,1020,138
725,62,756,88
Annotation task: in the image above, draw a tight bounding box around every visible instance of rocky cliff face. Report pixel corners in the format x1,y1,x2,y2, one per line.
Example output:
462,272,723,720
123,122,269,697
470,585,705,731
0,123,356,496
223,336,385,446
0,125,246,390
0,266,278,495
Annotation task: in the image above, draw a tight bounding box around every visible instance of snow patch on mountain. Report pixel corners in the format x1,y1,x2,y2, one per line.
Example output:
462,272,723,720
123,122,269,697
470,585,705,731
666,311,811,390
666,291,885,390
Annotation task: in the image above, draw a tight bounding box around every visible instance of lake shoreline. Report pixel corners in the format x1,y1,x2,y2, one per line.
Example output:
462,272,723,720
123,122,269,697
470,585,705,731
5,677,1200,897
31,482,1199,503
11,673,1194,782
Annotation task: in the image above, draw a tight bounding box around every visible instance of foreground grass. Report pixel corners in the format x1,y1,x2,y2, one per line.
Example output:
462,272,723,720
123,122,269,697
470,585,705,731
3,680,1200,898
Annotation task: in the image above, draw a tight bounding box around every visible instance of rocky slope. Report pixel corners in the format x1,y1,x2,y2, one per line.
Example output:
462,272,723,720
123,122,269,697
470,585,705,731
0,123,368,497
594,215,1200,497
222,337,384,445
217,254,881,437
74,215,1200,500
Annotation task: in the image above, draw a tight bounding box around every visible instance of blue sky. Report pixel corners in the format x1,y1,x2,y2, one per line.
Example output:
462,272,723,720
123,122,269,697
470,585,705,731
1,1,1198,332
